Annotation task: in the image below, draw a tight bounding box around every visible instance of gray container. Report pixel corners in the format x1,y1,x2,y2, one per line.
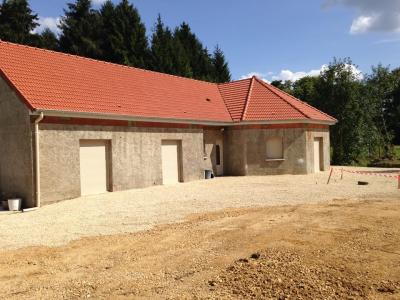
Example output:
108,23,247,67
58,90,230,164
204,170,214,179
8,198,22,211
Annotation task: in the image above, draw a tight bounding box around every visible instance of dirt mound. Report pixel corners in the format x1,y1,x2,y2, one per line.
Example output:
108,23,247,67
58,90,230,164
210,248,400,299
1,198,399,299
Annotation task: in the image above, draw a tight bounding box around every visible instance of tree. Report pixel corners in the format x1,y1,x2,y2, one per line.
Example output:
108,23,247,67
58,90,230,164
364,64,397,157
174,22,214,81
149,15,176,74
291,76,319,105
386,68,400,145
106,0,150,67
59,0,102,59
0,0,38,44
150,18,232,82
212,45,231,83
39,28,59,50
314,58,375,165
98,0,119,63
270,80,293,94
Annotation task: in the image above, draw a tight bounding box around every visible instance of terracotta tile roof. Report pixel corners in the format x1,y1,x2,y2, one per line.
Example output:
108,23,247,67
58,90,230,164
244,78,307,120
262,80,337,122
0,41,336,124
0,41,231,123
218,78,252,122
221,77,337,123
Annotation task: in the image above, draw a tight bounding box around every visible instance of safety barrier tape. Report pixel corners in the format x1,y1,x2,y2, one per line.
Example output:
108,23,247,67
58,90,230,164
327,168,400,189
338,168,399,179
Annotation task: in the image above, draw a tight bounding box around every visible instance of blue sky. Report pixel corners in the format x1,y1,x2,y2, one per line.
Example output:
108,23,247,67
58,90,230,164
29,0,400,81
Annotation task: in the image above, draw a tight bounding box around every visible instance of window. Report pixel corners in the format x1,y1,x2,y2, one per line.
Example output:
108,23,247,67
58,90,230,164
266,137,283,159
216,145,221,165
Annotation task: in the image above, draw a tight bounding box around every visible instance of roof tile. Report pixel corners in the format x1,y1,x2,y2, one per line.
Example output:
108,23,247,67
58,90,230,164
0,41,336,124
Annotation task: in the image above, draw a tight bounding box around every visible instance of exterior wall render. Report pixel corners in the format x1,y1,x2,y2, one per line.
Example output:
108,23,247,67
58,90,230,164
0,77,35,208
38,123,206,205
224,127,330,176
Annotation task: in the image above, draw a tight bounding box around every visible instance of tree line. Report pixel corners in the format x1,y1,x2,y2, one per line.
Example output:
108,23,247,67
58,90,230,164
271,58,400,165
0,0,231,83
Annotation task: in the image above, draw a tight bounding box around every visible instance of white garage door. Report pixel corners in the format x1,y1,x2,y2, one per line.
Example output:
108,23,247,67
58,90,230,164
161,140,180,185
80,140,108,196
314,138,322,173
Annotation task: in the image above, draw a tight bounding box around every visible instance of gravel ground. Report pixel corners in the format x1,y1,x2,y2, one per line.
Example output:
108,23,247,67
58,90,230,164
0,166,398,250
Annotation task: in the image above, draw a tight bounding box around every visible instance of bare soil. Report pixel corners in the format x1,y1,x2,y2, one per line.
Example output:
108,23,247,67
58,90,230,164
1,197,399,299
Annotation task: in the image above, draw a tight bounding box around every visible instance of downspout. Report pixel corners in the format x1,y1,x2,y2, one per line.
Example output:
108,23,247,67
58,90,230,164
34,112,44,208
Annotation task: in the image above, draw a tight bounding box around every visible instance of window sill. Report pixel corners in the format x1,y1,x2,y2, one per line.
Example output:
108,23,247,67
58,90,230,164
265,158,285,162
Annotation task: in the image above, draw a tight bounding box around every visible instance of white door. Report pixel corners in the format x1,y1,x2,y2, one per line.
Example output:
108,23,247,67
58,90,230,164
80,140,108,196
215,140,223,176
161,140,180,184
313,138,322,173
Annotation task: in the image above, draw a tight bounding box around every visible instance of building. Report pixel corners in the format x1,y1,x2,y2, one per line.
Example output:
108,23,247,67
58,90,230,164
0,41,337,208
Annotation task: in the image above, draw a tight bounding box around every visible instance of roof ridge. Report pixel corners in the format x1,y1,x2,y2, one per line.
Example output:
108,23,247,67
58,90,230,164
0,40,219,87
241,76,256,120
254,77,311,119
217,77,252,86
265,80,337,121
217,84,235,122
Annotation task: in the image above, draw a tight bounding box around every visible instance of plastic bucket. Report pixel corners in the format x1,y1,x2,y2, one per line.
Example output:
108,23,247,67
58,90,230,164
8,198,22,211
204,170,214,179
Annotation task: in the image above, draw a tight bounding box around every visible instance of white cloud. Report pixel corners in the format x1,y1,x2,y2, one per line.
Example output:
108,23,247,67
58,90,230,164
350,15,375,34
33,16,61,35
240,72,270,83
271,66,325,82
344,64,364,80
92,0,107,6
240,64,363,83
324,0,400,34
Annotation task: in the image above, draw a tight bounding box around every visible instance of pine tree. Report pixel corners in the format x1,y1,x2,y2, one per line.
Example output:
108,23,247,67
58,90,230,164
174,22,213,81
0,0,38,44
212,45,231,83
39,28,59,50
150,15,175,74
59,0,102,58
110,0,150,68
150,14,194,76
98,0,119,63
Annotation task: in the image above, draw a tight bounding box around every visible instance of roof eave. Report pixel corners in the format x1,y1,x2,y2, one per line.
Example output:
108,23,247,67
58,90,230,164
30,109,233,126
30,109,337,126
234,119,337,126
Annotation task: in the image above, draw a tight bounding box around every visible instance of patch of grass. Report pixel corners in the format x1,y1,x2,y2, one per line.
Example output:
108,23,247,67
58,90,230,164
367,145,400,168
394,145,400,159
